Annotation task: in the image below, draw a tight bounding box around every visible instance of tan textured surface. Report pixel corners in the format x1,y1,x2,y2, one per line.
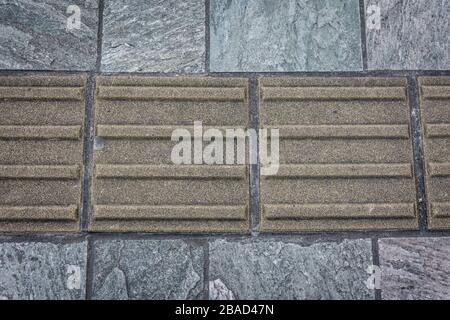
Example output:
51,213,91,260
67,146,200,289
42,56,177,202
92,76,249,232
419,77,450,230
0,75,86,232
260,77,419,232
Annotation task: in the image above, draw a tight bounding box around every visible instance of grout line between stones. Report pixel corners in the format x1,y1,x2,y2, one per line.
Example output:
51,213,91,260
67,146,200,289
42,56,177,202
249,77,260,233
359,0,368,71
408,76,429,232
205,0,210,73
0,70,449,77
203,241,210,300
96,0,105,72
371,238,382,300
85,235,95,300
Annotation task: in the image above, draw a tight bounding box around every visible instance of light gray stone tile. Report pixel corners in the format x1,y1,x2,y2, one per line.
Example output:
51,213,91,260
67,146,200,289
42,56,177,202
0,241,87,300
92,240,204,300
101,0,205,72
379,237,450,300
0,0,98,70
365,0,450,70
209,239,374,300
210,0,363,72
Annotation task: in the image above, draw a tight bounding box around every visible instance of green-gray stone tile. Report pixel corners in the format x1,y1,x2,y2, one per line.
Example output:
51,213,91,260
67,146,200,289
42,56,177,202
101,0,205,72
0,0,98,70
209,239,374,300
365,0,450,70
0,241,87,300
210,0,363,72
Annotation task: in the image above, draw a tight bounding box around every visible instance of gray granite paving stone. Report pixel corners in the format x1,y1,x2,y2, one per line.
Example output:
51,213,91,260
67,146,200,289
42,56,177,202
92,240,204,300
209,239,374,300
101,0,205,72
0,241,87,300
0,0,98,70
210,0,363,72
365,0,450,70
379,237,450,300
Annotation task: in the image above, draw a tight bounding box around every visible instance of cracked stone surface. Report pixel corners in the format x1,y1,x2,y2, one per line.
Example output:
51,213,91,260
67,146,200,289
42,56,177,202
379,237,450,300
101,0,205,72
0,0,98,70
365,0,450,70
209,239,373,300
0,241,87,300
92,240,204,300
210,0,363,72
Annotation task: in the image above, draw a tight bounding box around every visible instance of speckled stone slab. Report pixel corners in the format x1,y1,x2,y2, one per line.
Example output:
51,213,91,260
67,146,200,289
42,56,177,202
259,77,419,232
365,0,450,70
91,76,249,232
92,240,204,300
0,241,87,300
379,237,450,300
0,0,98,70
210,0,363,72
0,75,86,232
209,239,374,300
101,0,205,72
419,77,450,229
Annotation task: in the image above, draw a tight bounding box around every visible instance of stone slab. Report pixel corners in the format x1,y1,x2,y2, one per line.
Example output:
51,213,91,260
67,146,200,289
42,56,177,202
259,77,419,232
92,239,204,300
0,75,86,232
0,0,98,70
91,76,250,232
210,0,363,72
419,77,450,229
209,238,373,300
379,237,450,300
101,0,205,72
365,0,450,70
0,241,87,300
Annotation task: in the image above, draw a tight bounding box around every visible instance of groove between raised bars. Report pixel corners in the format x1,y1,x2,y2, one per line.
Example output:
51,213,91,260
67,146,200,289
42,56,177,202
0,125,82,140
0,165,80,179
264,203,416,220
95,165,247,179
0,87,84,101
0,206,78,221
97,86,246,101
93,205,247,221
96,125,247,139
265,164,412,179
262,87,406,101
268,125,410,139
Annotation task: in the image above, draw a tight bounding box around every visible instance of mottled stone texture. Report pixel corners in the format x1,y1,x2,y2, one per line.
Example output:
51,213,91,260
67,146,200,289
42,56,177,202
209,239,373,300
0,242,87,300
210,0,362,72
0,0,98,70
379,237,450,300
101,0,205,72
92,240,204,300
366,0,450,70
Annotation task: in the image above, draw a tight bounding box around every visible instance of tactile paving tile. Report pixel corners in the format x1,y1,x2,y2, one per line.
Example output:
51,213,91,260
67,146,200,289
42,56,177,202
259,77,419,232
419,77,450,230
92,76,249,232
0,75,86,232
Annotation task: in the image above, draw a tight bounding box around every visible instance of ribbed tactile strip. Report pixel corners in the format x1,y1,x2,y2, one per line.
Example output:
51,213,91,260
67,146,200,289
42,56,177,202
419,77,450,230
92,76,250,232
259,77,418,232
0,75,86,232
